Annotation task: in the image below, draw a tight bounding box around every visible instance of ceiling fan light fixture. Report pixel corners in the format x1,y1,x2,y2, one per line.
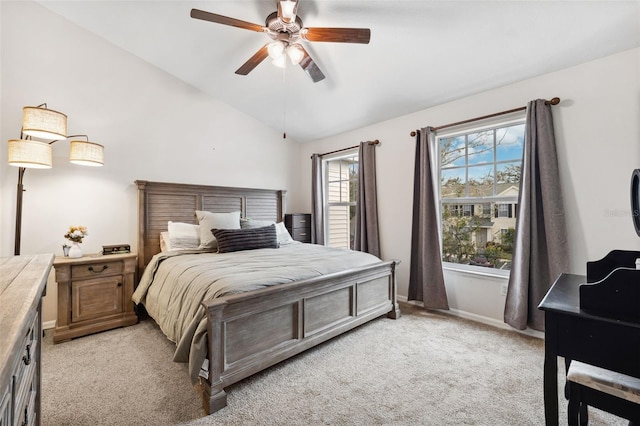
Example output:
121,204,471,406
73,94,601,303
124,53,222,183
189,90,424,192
272,55,287,68
278,0,297,23
286,44,305,65
267,41,285,59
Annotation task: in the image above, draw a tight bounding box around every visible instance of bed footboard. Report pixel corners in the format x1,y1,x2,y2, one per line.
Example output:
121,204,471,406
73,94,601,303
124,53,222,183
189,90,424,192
200,260,399,414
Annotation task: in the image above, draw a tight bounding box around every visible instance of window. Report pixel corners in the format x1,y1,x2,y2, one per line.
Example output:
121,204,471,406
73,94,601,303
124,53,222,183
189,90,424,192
497,203,511,218
323,151,358,249
438,119,525,271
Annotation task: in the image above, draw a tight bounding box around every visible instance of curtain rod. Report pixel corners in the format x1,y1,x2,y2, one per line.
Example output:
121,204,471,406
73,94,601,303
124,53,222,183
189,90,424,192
409,97,560,137
313,140,379,158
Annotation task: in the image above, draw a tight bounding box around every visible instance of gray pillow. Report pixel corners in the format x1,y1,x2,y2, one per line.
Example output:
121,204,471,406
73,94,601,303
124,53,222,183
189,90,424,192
211,224,278,253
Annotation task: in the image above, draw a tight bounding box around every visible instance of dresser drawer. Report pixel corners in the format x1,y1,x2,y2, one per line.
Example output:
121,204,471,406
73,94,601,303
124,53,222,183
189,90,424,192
13,313,38,425
285,214,310,229
291,228,311,243
0,387,11,426
16,389,36,426
72,260,123,279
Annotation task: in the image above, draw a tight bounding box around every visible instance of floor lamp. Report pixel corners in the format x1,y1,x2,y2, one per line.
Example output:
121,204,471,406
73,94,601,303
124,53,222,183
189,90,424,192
7,104,104,255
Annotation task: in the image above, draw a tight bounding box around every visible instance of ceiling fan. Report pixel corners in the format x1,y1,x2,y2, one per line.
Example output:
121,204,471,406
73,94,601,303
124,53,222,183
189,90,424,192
190,0,371,83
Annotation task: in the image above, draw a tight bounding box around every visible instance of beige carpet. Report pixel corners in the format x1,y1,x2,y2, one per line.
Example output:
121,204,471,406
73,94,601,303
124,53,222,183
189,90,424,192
41,303,625,425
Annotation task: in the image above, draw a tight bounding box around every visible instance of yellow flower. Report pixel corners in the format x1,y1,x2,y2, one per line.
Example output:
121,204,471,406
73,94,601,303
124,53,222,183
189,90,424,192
64,225,88,243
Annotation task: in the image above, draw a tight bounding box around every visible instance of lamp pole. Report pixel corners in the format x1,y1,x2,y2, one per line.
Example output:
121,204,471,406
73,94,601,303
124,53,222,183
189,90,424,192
14,167,26,255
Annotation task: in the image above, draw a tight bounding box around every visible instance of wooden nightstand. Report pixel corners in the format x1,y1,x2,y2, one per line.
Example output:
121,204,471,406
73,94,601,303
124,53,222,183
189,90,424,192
285,213,311,243
53,252,137,343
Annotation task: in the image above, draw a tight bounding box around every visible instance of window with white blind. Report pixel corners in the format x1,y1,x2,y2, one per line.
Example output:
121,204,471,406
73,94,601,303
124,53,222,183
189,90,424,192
323,151,358,250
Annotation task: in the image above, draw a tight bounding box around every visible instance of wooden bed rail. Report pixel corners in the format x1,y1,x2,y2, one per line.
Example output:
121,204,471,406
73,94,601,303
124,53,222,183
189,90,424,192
200,260,399,414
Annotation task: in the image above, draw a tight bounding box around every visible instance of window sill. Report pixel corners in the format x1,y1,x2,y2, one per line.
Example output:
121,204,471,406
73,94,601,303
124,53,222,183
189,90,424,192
443,262,510,280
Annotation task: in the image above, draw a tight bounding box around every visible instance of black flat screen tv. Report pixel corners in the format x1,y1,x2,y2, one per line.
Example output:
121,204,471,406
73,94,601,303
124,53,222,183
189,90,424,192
632,169,640,236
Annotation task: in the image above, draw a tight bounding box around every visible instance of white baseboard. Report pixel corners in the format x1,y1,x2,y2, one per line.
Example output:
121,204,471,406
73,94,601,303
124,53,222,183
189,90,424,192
43,320,56,330
397,296,543,339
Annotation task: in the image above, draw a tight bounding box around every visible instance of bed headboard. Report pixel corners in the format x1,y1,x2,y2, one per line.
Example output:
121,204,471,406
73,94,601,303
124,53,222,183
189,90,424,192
135,180,286,272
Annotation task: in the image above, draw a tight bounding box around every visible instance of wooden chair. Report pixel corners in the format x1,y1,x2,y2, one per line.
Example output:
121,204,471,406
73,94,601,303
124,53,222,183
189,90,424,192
567,361,640,426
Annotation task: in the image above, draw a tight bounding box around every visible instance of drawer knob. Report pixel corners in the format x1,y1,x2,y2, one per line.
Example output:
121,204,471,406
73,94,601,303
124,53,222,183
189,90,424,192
22,343,31,366
117,282,123,287
88,265,109,273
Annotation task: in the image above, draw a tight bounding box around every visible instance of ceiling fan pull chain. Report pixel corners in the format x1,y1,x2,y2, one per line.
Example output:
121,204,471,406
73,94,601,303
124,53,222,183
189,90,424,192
283,66,287,139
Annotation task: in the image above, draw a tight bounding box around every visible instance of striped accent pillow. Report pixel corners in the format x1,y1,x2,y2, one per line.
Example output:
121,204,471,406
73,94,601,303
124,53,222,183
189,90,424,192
211,224,278,253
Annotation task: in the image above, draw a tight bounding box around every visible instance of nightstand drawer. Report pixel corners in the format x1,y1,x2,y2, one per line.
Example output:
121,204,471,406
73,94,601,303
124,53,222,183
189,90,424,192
291,228,311,243
72,260,123,279
289,215,309,229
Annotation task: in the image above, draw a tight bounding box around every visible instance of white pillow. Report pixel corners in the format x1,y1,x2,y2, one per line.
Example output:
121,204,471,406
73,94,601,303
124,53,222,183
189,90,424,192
196,210,241,250
241,219,295,245
160,231,171,252
275,222,295,245
167,221,200,250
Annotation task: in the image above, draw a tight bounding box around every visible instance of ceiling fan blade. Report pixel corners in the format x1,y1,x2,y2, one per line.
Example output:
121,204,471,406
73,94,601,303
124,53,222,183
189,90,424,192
301,27,370,44
235,45,270,75
190,9,266,33
298,47,325,83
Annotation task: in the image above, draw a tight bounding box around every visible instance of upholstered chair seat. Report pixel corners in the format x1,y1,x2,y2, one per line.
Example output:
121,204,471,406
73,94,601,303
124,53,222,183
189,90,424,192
567,361,640,426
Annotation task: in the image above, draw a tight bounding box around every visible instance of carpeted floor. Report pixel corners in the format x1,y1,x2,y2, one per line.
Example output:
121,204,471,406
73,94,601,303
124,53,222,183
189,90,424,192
41,303,626,425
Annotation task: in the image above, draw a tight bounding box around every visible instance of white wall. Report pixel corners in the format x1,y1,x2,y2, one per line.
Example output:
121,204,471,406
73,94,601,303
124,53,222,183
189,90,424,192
0,2,300,323
3,2,639,330
293,48,640,328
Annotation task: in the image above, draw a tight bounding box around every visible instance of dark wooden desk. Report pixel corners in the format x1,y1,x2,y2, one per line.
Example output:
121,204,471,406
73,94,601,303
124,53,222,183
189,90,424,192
538,273,640,425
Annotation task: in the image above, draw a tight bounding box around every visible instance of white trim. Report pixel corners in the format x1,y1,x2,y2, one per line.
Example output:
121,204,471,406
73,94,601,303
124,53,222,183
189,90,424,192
43,320,56,330
443,262,510,279
435,114,526,139
398,296,543,340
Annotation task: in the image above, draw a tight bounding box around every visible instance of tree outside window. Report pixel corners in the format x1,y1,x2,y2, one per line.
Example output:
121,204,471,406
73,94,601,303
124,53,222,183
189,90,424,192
438,121,524,271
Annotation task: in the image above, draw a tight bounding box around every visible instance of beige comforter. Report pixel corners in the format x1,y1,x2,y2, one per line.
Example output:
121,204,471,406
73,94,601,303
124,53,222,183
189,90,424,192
132,243,381,383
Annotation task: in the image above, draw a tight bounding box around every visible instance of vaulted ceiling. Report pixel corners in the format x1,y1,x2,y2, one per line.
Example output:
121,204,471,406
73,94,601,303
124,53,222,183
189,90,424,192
36,1,640,142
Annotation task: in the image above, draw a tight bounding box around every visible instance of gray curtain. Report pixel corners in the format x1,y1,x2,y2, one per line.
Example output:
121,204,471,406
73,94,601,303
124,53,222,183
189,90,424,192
504,99,569,331
354,141,380,257
408,127,449,310
311,153,325,245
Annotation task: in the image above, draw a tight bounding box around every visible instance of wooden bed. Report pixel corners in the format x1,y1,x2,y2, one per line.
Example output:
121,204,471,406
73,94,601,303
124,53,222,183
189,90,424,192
135,180,400,414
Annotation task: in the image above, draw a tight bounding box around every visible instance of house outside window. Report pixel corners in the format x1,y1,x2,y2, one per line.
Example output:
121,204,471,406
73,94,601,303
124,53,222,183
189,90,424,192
323,151,358,249
438,118,525,271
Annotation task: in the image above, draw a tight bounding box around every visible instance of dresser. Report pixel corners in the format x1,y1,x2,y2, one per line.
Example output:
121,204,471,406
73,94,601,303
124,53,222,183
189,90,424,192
53,253,137,343
284,213,311,243
1,254,54,426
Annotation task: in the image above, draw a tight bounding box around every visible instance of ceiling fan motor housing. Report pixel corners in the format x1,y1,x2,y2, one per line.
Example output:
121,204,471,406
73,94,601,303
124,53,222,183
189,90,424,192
266,12,302,36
